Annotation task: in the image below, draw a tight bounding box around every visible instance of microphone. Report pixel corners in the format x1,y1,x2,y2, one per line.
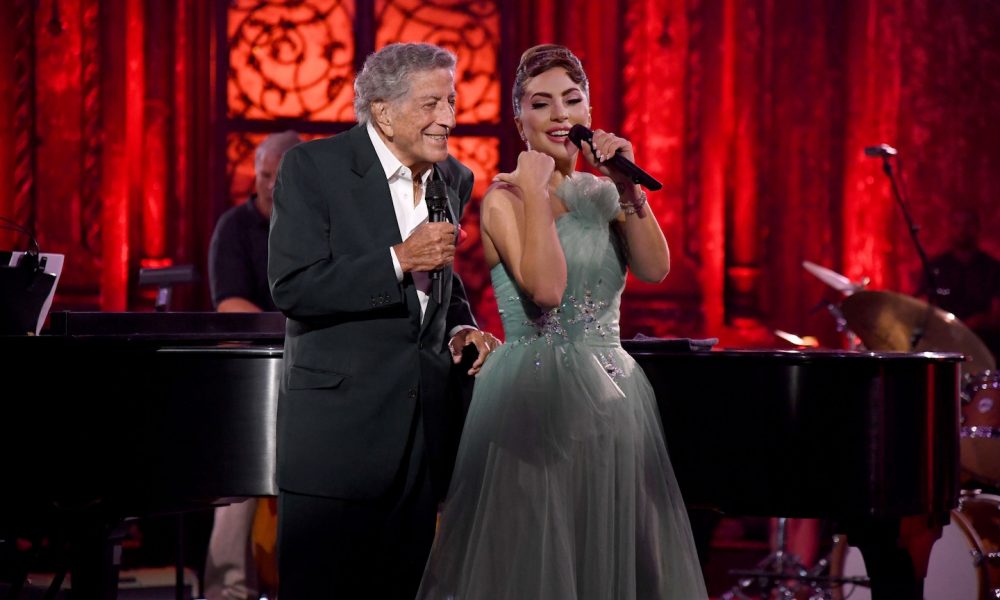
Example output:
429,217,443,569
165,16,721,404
567,124,662,191
425,178,450,303
864,143,897,157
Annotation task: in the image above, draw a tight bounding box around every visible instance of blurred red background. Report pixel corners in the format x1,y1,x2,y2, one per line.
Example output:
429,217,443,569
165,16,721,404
1,0,998,348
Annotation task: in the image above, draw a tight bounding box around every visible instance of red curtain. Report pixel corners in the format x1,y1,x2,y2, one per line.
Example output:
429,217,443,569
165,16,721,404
0,0,212,310
563,0,1000,346
1,0,998,346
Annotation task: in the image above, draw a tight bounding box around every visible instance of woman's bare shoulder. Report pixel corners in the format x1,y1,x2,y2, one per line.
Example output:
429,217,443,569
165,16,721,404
481,182,522,223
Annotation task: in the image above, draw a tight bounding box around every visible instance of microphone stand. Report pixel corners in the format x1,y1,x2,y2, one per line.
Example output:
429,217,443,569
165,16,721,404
876,152,937,349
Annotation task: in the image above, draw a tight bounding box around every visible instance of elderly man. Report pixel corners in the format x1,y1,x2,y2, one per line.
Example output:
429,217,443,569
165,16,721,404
268,43,497,598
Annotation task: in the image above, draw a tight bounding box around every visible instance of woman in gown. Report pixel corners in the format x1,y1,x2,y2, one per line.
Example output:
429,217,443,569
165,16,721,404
416,45,708,600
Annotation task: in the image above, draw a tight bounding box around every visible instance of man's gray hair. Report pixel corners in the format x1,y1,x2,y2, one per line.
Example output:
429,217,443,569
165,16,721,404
256,130,302,165
354,43,457,125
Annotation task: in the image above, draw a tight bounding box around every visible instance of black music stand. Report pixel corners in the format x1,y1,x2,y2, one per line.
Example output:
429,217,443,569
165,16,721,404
0,251,62,335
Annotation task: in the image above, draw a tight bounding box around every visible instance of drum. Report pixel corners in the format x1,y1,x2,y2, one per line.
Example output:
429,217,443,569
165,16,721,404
962,371,1000,486
251,496,279,596
830,493,1000,600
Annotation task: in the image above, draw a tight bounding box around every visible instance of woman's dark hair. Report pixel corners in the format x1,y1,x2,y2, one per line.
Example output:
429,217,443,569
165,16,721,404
511,44,589,117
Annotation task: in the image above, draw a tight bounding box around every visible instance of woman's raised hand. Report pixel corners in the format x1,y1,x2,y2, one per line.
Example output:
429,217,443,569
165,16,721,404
580,129,636,185
493,150,555,195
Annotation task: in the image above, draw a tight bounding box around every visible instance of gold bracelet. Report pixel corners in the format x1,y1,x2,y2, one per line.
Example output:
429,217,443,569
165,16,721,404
620,190,648,215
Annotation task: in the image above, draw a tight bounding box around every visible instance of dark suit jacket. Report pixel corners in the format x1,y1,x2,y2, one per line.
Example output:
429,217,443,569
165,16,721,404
268,125,477,500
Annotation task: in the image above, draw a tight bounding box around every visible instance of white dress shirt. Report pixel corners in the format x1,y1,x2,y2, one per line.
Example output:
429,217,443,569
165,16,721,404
367,122,434,320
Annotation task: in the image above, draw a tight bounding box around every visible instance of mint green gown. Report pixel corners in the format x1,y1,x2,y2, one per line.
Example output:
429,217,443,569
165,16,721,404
416,173,708,600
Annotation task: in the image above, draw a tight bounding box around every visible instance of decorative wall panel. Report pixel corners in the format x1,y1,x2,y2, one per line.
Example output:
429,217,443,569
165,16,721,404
375,0,500,124
228,0,357,121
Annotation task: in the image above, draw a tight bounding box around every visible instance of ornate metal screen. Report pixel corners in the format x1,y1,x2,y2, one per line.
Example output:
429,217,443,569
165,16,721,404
227,0,356,121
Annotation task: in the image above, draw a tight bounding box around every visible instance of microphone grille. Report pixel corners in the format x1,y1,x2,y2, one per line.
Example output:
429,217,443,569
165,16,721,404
425,179,448,198
425,180,449,209
567,124,591,149
864,143,898,157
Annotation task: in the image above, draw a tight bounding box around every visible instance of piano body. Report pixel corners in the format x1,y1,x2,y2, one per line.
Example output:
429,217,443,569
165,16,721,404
0,312,284,599
624,342,963,600
0,314,962,600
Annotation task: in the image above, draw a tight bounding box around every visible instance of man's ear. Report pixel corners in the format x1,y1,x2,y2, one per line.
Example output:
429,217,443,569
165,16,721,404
373,101,393,137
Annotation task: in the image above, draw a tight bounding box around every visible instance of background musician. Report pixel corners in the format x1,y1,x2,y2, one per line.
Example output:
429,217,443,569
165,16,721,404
204,130,301,600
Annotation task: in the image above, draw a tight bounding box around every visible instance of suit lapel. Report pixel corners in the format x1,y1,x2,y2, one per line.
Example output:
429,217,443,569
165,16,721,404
348,126,422,331
418,164,463,337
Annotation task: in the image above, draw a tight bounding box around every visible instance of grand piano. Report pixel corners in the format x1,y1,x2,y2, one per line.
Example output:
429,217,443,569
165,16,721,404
0,313,962,599
625,341,962,599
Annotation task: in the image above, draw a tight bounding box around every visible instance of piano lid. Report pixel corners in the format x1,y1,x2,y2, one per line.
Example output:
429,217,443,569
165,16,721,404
45,310,286,342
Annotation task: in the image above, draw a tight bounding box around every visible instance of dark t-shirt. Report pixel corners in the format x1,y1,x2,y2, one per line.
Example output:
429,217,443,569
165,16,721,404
207,195,277,311
919,250,1000,320
917,249,1000,360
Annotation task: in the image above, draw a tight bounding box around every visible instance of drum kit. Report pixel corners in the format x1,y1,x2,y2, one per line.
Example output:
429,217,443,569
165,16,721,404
724,262,1000,600
807,261,999,489
833,283,1000,600
830,492,1000,600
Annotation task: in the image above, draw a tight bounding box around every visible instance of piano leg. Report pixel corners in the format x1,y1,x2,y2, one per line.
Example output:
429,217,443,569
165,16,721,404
846,516,943,600
66,518,128,600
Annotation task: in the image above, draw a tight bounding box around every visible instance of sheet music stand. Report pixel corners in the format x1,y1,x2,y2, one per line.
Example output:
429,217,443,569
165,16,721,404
0,251,64,335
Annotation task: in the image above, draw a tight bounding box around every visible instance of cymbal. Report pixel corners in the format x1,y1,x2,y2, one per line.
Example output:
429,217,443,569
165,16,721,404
802,260,867,294
774,329,820,348
841,290,996,374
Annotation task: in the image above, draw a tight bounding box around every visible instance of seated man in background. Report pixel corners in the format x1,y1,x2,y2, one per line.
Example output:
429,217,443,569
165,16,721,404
204,129,301,600
916,207,1000,361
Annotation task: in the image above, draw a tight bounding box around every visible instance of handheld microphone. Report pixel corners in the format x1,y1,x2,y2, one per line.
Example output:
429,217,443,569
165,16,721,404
425,178,450,303
567,124,662,191
864,143,897,157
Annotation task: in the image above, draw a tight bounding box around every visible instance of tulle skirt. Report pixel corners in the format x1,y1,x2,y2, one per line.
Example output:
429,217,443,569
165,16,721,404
416,341,708,600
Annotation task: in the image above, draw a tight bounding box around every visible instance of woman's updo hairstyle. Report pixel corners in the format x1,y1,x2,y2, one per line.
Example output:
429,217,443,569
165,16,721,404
511,44,589,117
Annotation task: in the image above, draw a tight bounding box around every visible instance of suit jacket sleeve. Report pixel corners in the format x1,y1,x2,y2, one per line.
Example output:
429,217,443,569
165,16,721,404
268,144,403,319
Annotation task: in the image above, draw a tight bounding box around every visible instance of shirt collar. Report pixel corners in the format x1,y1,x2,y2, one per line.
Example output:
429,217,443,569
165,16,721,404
366,122,433,186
